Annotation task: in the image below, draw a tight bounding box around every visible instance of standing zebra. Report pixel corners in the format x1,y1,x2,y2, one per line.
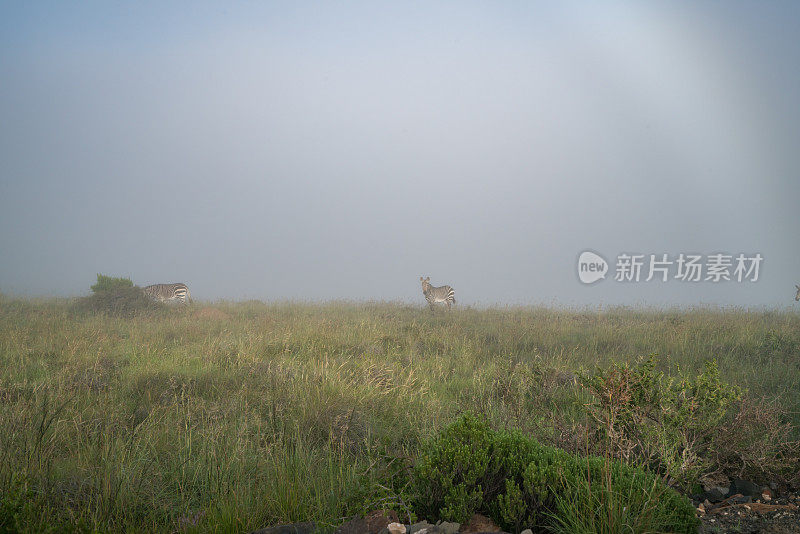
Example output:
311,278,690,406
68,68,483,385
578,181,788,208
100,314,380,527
420,276,456,310
142,283,192,304
795,284,799,301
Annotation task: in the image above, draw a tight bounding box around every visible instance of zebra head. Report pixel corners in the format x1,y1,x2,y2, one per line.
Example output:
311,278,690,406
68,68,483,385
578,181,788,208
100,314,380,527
796,284,800,301
420,276,431,295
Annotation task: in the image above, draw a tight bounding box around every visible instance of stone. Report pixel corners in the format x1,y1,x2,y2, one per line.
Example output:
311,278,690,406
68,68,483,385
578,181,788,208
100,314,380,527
520,530,533,534
701,487,727,503
407,521,434,534
249,522,316,534
387,523,406,534
730,478,763,498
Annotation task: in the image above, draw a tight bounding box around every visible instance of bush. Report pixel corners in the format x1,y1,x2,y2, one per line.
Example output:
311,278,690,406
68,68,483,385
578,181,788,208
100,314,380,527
74,274,161,317
412,413,698,534
712,397,800,489
580,355,741,487
90,274,134,294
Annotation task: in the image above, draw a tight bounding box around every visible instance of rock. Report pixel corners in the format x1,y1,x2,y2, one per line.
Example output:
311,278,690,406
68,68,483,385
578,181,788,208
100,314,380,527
521,530,533,534
460,514,502,533
336,517,368,534
730,478,763,498
407,521,434,534
365,510,400,534
701,487,727,503
762,487,774,501
249,522,316,534
387,523,406,534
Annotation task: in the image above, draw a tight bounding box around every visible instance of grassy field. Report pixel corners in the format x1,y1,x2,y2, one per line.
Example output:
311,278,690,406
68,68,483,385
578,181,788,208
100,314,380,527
1,297,798,532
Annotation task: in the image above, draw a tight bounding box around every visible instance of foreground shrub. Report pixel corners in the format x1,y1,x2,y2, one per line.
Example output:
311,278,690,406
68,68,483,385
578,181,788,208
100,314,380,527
581,355,741,487
412,413,698,534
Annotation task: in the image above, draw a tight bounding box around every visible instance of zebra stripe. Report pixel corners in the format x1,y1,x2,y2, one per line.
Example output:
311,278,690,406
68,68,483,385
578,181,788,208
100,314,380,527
142,283,192,304
795,284,799,302
420,276,456,310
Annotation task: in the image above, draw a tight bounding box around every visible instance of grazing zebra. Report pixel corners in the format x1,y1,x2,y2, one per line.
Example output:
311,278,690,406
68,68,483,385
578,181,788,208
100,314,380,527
142,283,192,304
420,276,456,310
795,284,800,301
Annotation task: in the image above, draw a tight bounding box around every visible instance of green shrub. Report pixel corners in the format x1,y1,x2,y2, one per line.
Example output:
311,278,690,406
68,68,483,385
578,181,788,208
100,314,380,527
412,413,698,534
581,355,741,487
74,275,161,317
90,274,134,294
0,473,32,533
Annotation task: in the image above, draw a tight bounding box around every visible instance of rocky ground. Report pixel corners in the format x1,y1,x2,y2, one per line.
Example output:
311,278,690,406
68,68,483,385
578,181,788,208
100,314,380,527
250,510,519,534
693,478,800,534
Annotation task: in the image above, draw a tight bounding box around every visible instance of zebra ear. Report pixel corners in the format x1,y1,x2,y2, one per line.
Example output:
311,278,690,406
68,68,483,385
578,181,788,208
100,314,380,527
420,276,424,281
426,277,430,282
796,284,800,290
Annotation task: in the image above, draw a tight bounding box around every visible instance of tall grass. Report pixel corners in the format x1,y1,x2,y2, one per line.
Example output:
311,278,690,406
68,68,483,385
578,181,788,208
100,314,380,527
0,298,798,532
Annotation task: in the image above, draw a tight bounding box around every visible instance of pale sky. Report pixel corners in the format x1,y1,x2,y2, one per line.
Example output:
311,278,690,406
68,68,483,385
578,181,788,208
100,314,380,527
1,1,799,306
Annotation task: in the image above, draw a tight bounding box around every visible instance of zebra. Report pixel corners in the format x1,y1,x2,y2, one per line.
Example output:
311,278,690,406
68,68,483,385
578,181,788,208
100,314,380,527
795,284,799,301
420,276,456,310
142,283,192,304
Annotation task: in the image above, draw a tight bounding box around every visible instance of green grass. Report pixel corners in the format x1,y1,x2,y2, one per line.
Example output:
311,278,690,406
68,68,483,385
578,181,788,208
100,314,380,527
0,298,798,532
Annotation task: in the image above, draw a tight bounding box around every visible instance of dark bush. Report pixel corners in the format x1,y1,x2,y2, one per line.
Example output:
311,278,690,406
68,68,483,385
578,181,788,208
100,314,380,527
74,286,162,317
74,275,162,317
412,413,698,534
90,274,134,294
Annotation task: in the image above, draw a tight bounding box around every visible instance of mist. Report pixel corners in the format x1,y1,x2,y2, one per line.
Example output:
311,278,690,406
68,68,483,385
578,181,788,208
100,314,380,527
2,1,799,307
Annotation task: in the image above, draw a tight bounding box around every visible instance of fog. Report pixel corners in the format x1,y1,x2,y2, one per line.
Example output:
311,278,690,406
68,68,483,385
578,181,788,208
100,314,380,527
2,1,799,307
